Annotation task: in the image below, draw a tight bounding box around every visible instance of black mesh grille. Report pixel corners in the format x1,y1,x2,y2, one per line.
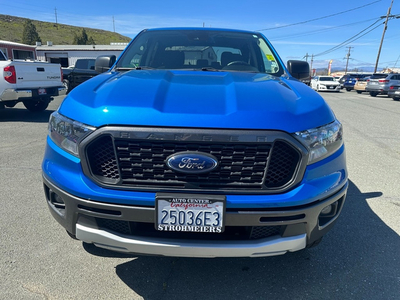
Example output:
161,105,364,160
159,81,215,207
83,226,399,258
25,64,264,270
95,218,281,241
87,136,119,181
265,141,301,188
115,140,271,188
84,131,302,192
250,226,281,239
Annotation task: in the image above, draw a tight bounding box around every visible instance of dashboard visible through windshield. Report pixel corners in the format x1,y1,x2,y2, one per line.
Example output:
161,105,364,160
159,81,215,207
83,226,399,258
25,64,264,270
116,29,283,75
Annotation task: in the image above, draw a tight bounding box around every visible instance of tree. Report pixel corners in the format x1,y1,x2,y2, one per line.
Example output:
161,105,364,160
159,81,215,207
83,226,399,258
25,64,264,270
73,28,96,45
22,20,42,45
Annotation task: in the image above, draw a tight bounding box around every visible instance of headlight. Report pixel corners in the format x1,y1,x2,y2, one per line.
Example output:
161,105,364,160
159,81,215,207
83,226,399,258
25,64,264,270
294,119,343,164
48,111,95,157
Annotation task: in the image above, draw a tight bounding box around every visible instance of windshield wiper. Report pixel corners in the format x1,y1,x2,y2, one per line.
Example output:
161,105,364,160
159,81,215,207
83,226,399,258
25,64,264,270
114,66,155,71
114,67,135,71
134,66,155,70
200,67,222,72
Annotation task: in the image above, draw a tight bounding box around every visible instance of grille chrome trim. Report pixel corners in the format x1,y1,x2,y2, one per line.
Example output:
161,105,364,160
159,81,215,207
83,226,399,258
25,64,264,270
80,127,308,194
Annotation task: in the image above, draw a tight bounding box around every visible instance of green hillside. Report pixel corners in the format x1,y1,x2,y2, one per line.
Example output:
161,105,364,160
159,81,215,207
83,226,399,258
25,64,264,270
0,14,131,45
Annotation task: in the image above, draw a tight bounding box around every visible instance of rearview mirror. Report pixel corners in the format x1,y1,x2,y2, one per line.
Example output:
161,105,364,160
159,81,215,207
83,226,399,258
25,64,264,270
95,55,116,73
286,60,310,80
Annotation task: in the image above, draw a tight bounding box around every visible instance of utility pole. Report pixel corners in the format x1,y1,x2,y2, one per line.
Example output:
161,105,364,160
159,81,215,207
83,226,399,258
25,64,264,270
54,8,58,25
310,54,314,76
374,0,394,73
113,16,115,32
304,53,310,62
344,46,353,74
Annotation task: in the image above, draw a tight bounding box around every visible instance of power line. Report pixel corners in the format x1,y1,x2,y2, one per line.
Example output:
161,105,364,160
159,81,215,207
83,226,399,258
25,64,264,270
314,19,383,57
257,0,382,31
269,18,379,41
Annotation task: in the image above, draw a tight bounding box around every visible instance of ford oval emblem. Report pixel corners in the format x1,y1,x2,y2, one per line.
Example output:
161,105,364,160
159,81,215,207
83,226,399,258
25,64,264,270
166,152,219,174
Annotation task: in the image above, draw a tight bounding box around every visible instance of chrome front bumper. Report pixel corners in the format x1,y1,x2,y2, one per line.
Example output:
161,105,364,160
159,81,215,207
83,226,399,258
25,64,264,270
76,223,307,258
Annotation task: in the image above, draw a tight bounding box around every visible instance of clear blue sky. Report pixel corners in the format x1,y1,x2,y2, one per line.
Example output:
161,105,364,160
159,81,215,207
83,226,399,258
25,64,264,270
2,0,400,70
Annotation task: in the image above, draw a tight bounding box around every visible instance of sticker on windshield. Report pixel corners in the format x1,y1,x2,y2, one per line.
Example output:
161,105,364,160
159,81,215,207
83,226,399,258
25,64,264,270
266,54,275,61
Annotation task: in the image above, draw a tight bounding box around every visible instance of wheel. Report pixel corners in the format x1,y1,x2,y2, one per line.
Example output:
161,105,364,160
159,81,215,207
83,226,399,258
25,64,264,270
393,97,400,101
346,88,351,91
356,91,362,94
369,92,378,97
23,99,49,112
63,79,70,94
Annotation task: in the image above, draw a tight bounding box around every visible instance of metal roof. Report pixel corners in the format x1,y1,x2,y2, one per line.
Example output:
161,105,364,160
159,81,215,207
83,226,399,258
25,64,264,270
0,40,35,47
36,44,128,51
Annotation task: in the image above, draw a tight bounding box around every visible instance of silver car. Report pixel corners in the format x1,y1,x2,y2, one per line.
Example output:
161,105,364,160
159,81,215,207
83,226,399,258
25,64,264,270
388,85,400,101
365,73,400,97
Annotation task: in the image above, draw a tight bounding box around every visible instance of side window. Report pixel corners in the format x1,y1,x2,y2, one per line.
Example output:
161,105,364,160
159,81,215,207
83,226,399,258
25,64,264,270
88,60,95,70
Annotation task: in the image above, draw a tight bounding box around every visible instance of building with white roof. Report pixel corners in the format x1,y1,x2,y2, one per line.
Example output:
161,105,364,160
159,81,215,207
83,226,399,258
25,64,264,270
35,42,128,67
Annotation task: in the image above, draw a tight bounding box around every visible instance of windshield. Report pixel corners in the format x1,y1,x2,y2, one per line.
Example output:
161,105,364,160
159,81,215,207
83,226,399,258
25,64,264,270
320,77,334,81
370,74,388,79
116,29,283,75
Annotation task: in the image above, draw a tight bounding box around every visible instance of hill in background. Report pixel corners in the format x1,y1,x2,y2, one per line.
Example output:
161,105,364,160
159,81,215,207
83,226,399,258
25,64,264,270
0,14,131,45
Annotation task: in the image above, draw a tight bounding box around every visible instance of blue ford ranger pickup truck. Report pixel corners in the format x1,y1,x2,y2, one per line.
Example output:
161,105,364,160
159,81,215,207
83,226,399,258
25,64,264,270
42,28,348,258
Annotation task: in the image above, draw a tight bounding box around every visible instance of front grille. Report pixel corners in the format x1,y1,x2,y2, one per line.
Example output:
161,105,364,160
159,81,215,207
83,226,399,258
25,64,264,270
116,140,271,187
96,218,281,241
83,128,303,193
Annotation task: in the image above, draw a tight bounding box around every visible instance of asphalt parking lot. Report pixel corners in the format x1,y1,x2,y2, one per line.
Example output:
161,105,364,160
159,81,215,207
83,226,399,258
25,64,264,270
1,90,399,299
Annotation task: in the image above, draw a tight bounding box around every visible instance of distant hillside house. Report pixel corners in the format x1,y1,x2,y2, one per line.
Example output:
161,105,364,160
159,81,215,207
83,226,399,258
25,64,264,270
35,42,128,67
0,40,37,60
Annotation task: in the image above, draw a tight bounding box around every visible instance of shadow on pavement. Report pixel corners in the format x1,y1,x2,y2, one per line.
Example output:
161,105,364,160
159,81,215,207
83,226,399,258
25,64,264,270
0,106,55,123
83,180,399,299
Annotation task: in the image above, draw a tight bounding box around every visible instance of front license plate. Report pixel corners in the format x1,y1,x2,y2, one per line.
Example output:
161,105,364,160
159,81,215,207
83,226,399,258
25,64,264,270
38,88,47,95
156,193,226,233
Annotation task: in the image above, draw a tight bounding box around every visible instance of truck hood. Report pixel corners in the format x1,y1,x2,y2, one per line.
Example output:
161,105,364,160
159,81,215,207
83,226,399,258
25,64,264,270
60,70,335,133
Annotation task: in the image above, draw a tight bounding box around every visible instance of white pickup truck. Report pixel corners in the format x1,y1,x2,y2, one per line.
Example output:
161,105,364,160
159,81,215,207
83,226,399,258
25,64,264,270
0,50,66,112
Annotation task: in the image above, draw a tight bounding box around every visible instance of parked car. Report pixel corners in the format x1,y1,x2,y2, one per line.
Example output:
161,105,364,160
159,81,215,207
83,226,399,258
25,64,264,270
343,77,357,91
42,27,347,258
338,73,358,89
388,85,400,100
62,58,102,93
310,76,341,92
354,77,370,94
343,74,371,91
0,50,65,112
365,73,400,97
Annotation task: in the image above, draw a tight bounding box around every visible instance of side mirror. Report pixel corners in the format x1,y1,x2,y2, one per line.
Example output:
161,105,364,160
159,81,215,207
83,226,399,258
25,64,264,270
95,55,116,73
286,60,310,80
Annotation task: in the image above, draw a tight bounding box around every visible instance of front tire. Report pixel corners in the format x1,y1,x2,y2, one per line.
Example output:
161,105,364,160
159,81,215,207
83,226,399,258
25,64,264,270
23,99,49,112
369,92,378,97
63,79,70,94
356,91,362,94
